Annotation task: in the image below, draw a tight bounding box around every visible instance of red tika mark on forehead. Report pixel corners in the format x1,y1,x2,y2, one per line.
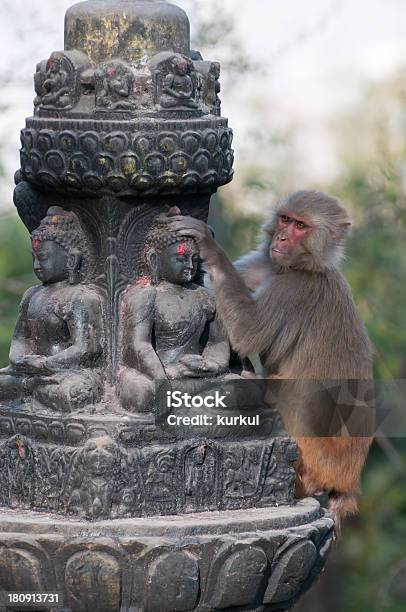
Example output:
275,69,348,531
177,243,191,256
32,238,40,254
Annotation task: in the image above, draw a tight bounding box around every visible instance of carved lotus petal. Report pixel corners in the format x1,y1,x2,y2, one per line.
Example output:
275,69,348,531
65,551,121,612
203,129,218,152
70,153,90,175
134,135,153,157
58,131,77,152
94,153,115,175
144,551,199,612
181,131,201,155
104,132,128,154
193,150,210,174
79,131,100,154
120,153,140,177
22,129,35,150
182,171,200,186
264,540,317,605
169,152,190,173
37,170,58,187
82,171,103,191
45,150,65,175
145,153,165,176
158,132,178,154
132,172,153,189
107,173,128,193
37,130,54,152
64,172,82,189
158,171,179,188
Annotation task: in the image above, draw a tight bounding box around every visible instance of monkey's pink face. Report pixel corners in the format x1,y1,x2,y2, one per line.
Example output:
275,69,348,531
270,212,313,264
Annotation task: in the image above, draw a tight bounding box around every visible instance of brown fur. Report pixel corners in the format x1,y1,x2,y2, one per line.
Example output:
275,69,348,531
206,190,374,527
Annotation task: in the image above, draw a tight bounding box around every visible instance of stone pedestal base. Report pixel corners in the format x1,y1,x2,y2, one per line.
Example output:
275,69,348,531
0,498,333,612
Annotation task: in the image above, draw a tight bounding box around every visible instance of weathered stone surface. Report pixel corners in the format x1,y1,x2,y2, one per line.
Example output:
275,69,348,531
0,500,334,612
19,119,233,196
65,0,190,65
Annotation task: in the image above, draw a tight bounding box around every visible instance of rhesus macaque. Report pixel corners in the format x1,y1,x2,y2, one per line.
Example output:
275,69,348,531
168,191,374,527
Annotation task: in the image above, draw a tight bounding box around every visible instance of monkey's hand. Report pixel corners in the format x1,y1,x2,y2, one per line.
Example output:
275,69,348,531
167,216,219,264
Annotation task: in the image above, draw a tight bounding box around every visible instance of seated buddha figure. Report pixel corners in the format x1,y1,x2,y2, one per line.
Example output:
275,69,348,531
0,207,104,412
159,55,198,110
117,212,232,413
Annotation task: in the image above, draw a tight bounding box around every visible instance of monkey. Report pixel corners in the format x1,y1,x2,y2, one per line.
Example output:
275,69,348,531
168,190,374,528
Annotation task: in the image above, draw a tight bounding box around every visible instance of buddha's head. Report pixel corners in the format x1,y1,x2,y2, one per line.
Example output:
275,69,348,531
144,213,201,286
31,206,88,285
172,55,188,77
46,55,62,76
98,61,133,98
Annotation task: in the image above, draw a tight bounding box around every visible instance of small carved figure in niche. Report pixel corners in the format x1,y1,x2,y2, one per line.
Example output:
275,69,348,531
33,60,48,107
117,210,230,413
159,55,198,110
33,50,92,111
185,443,217,511
195,60,221,115
211,62,221,115
40,55,71,109
94,61,136,110
65,436,121,519
0,207,104,413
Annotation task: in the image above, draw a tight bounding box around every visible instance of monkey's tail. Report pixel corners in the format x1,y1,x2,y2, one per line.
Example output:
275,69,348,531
328,491,358,532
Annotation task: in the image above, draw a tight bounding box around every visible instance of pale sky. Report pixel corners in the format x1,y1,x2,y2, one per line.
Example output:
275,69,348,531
1,0,406,208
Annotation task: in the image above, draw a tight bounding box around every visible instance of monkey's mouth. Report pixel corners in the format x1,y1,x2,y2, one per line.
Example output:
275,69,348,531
271,248,288,256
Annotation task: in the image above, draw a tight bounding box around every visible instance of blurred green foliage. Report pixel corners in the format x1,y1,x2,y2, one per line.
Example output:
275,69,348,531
0,213,36,366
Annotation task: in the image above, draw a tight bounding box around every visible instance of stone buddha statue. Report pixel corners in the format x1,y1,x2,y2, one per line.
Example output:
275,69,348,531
117,211,232,413
41,55,71,109
0,207,104,412
159,55,198,110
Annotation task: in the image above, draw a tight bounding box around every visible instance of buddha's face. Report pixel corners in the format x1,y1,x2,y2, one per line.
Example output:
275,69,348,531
32,239,68,284
174,59,188,76
158,241,199,285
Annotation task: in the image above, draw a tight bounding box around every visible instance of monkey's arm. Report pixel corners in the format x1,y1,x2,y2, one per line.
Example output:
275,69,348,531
233,248,272,292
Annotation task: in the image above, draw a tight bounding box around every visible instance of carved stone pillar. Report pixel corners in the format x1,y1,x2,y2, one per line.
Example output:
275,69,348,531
0,1,333,610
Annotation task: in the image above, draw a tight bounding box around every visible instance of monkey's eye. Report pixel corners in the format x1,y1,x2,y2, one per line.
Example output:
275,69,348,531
295,221,307,230
280,215,290,224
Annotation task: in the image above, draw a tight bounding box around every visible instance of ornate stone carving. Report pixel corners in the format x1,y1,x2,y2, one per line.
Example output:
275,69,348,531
117,210,235,413
94,60,137,110
0,428,295,518
19,121,234,196
63,436,121,519
195,60,222,115
0,501,334,612
149,52,199,112
0,207,104,413
34,50,92,112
